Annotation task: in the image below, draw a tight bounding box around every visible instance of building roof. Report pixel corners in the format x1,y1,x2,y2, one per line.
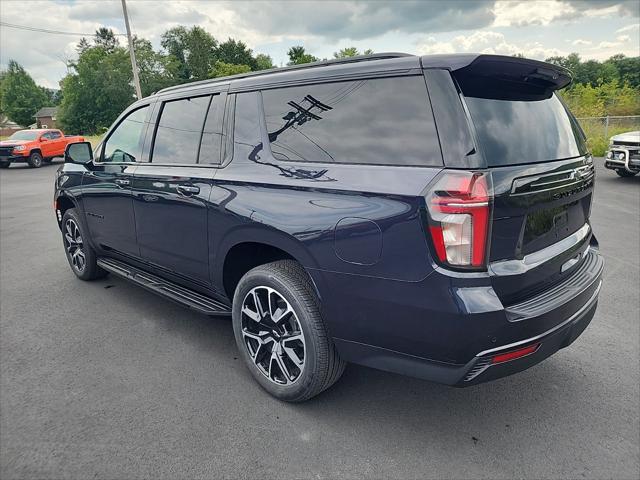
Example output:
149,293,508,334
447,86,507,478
34,107,58,118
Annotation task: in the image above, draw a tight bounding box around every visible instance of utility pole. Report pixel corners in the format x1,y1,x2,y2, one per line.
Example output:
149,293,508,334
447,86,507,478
121,0,142,99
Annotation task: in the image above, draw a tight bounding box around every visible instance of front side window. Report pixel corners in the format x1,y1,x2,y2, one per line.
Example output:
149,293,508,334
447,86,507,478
152,96,211,164
49,131,62,139
102,106,149,163
262,76,442,166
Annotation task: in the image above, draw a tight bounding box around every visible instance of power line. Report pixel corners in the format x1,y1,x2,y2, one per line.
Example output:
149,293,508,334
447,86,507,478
0,21,127,36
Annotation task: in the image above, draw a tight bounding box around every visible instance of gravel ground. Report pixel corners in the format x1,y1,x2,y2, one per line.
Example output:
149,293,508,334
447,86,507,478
1,159,638,479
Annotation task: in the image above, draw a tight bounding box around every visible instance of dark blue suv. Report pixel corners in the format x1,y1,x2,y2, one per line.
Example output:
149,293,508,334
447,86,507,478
55,53,603,401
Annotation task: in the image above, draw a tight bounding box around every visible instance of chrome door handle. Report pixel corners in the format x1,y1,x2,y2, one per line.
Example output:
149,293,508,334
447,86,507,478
114,178,130,186
177,185,200,195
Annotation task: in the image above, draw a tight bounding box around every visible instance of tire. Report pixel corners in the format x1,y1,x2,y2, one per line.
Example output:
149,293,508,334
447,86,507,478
616,169,637,177
232,260,346,402
27,151,43,168
61,208,107,281
0,161,9,169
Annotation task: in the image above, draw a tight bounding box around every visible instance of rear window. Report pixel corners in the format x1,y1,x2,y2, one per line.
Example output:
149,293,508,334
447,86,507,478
464,93,588,166
262,76,442,166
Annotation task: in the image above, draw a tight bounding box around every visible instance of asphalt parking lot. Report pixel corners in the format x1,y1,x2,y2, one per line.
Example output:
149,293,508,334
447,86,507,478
1,159,638,479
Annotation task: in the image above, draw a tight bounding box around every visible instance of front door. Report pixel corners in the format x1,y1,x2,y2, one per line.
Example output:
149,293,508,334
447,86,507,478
131,93,226,286
82,104,151,258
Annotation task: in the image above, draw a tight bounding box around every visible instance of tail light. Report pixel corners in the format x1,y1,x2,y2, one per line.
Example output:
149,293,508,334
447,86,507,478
425,171,492,270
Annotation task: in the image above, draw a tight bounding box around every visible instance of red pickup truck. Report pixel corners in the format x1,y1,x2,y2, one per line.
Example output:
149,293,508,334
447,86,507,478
0,129,85,168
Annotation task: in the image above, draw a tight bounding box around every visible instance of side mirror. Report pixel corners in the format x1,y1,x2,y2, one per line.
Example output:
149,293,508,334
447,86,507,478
65,142,93,164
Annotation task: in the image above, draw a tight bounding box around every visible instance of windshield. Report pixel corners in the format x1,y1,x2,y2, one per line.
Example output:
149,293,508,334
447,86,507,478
8,131,39,141
464,93,588,166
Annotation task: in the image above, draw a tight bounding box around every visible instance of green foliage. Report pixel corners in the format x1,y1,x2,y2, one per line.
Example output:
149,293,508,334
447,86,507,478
214,38,257,70
209,61,251,78
254,53,274,71
133,37,180,96
287,46,318,65
559,80,639,117
94,27,119,53
333,47,373,58
546,53,640,88
0,60,48,126
58,40,135,134
161,26,217,81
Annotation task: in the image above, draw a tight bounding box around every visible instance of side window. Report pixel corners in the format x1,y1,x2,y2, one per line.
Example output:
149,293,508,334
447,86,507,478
49,131,62,139
41,132,52,140
198,94,224,164
152,95,210,164
102,106,149,163
262,76,442,166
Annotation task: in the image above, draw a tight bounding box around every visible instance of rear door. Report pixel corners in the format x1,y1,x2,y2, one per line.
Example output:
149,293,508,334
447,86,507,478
428,57,594,304
131,91,227,286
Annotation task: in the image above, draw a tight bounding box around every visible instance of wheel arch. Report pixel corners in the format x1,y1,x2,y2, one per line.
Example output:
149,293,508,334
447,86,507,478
216,226,321,301
55,194,78,230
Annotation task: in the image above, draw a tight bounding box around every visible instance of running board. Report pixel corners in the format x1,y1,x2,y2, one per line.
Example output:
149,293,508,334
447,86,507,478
97,257,231,316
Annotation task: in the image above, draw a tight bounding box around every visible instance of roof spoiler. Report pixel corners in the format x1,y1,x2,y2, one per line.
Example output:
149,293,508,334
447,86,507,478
423,54,572,100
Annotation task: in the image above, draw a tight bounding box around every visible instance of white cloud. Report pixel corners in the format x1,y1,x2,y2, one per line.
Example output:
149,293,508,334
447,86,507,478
416,31,564,59
492,1,575,27
599,41,622,48
1,0,638,88
616,23,640,33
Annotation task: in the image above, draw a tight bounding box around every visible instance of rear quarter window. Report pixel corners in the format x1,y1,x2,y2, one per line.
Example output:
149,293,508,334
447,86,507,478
261,76,442,166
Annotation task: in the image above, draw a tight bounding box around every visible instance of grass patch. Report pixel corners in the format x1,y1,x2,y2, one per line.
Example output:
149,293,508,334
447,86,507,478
83,135,104,149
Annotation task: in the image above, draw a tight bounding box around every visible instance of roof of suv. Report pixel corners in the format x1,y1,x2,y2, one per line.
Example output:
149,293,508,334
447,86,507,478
150,52,571,99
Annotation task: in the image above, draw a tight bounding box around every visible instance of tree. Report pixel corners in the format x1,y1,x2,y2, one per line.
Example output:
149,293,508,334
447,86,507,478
254,53,274,71
209,61,251,78
605,54,640,89
214,38,257,70
94,27,118,53
161,26,217,81
0,60,48,126
133,37,180,96
76,37,91,55
546,52,638,88
287,46,318,65
58,44,134,134
333,47,355,58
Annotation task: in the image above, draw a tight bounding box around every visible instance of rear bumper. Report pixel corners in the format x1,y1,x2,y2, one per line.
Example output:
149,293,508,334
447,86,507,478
310,247,604,387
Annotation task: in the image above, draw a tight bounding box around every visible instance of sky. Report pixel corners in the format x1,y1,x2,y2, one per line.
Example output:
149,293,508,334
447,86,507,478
0,0,639,89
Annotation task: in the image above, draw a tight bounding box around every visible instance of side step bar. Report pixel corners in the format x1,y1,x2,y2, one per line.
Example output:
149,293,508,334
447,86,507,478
97,257,232,316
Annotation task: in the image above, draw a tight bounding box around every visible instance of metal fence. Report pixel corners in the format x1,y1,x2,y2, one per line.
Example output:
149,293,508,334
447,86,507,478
574,115,639,155
576,115,640,140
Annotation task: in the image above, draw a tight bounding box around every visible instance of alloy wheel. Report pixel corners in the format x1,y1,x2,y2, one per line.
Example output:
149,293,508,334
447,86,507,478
64,218,86,273
240,286,306,385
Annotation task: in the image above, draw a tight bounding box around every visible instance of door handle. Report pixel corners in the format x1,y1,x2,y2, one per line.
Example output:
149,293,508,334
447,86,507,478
177,185,200,195
114,178,130,186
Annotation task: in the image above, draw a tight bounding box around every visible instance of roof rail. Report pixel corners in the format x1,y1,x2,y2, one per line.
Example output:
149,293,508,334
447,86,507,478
156,52,414,94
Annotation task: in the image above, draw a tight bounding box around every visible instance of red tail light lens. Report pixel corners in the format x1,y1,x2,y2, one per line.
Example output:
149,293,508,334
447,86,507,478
425,171,491,269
